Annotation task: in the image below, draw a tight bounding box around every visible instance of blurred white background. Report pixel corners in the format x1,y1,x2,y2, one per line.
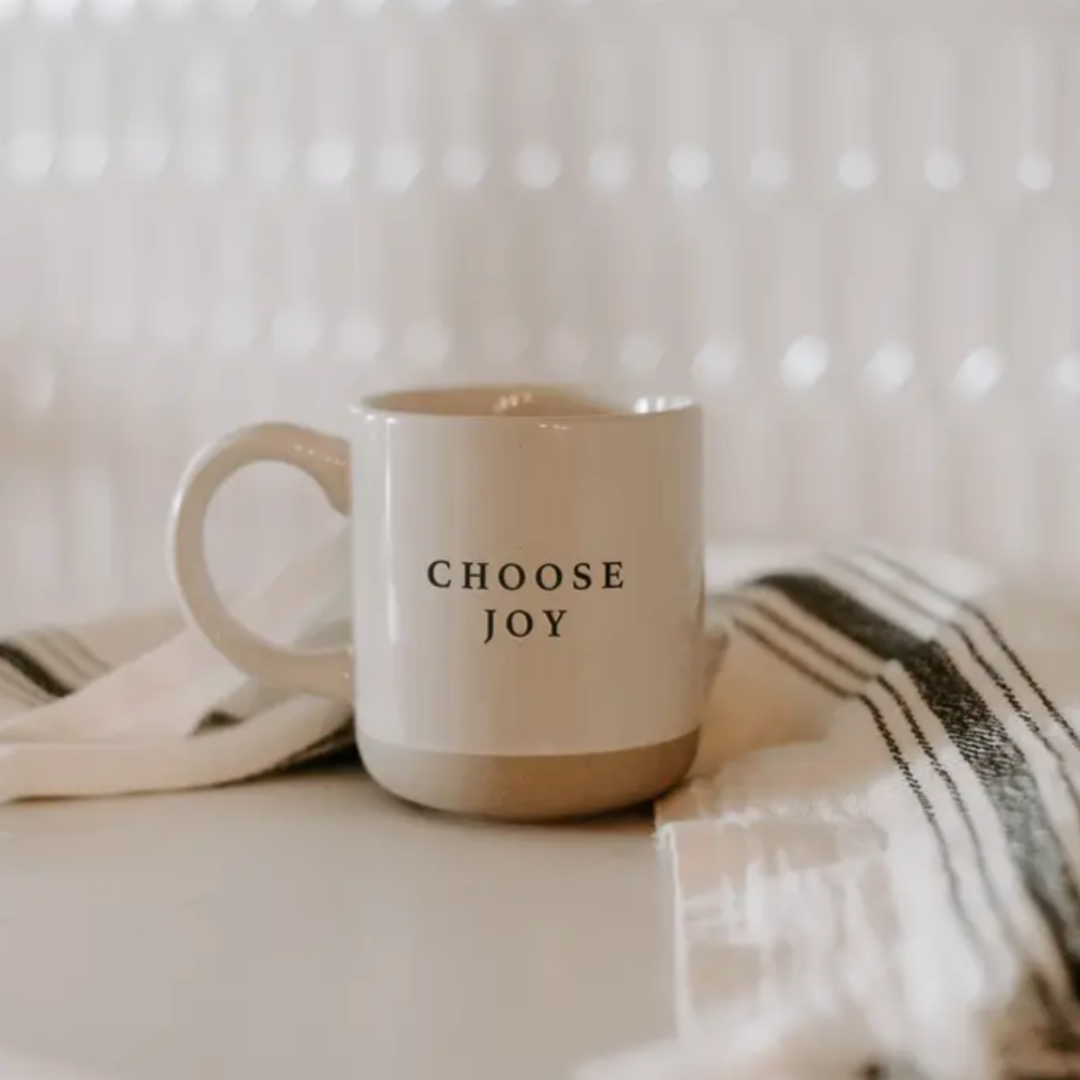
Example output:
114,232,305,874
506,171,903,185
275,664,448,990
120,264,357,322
2,0,1080,624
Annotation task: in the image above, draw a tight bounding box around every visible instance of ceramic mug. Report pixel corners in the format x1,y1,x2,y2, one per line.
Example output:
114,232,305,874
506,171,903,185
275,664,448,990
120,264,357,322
170,384,707,819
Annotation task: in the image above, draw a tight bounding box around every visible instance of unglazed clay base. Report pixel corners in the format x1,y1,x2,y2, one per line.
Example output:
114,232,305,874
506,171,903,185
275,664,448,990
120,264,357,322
357,730,701,821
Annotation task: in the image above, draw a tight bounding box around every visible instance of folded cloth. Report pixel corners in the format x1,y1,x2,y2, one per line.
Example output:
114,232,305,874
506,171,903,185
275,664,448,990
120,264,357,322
586,545,1080,1080
0,529,355,804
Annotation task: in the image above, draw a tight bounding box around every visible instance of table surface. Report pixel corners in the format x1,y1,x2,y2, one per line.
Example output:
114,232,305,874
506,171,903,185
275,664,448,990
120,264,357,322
0,768,676,1080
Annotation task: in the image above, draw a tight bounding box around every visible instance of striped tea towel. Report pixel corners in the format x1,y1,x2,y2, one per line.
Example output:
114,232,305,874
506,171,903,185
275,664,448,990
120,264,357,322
0,528,356,804
585,544,1080,1080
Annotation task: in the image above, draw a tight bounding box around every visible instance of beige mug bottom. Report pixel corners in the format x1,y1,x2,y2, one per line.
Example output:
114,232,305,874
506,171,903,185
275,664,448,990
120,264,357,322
357,730,701,822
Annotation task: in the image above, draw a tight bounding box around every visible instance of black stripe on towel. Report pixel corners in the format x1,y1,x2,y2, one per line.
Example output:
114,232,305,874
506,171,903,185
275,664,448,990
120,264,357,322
0,669,51,709
733,616,851,697
866,548,1080,752
874,672,1059,1008
756,572,916,660
28,629,109,689
856,686,986,958
0,641,72,699
763,571,1080,1004
272,723,357,773
836,553,1080,867
737,594,875,683
13,635,95,694
725,610,985,957
196,709,245,733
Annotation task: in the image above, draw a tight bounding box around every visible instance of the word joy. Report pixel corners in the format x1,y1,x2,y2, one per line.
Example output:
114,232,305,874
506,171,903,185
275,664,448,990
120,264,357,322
482,607,565,645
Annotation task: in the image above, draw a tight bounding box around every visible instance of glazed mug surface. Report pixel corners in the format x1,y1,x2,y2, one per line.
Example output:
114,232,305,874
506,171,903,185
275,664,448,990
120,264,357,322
170,384,706,819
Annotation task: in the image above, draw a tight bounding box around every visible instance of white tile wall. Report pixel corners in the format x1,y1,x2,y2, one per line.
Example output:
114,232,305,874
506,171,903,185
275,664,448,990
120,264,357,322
2,0,1079,623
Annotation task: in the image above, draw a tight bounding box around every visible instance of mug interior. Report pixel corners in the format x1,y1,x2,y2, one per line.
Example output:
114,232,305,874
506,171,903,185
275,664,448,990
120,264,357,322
355,384,697,420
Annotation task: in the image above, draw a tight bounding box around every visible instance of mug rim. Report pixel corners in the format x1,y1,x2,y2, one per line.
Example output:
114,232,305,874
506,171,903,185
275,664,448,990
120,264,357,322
351,382,700,422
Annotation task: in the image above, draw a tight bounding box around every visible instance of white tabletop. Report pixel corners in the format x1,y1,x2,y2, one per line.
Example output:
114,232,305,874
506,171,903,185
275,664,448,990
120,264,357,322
0,769,676,1080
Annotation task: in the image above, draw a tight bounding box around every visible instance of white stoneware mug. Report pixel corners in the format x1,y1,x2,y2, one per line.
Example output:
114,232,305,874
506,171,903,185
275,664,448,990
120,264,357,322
170,384,706,819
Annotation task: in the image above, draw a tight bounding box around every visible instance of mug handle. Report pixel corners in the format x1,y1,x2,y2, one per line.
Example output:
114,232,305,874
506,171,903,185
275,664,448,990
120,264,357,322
169,422,352,701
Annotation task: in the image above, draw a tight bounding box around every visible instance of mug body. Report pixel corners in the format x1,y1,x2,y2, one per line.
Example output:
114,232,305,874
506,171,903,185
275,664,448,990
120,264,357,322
349,384,704,819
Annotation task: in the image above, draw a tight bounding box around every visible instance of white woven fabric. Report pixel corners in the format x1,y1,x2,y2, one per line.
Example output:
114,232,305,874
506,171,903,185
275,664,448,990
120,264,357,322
0,528,353,804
